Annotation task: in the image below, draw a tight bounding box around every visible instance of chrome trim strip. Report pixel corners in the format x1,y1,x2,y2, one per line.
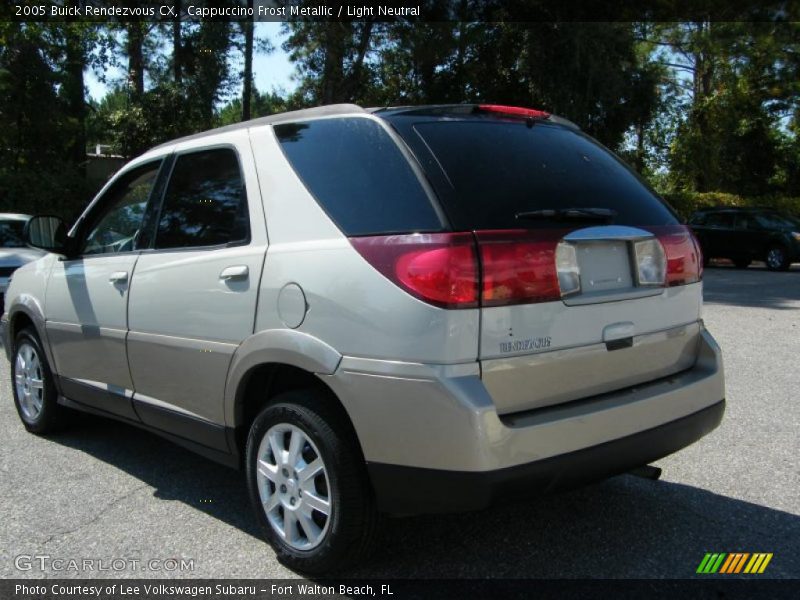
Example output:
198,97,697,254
69,377,134,398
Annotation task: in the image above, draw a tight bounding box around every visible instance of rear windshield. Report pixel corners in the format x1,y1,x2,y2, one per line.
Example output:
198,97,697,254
274,117,444,236
408,120,678,229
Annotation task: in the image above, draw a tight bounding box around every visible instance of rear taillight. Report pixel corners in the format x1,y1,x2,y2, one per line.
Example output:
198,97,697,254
633,238,667,286
475,230,566,306
649,225,703,286
349,233,479,309
692,232,705,280
350,224,701,310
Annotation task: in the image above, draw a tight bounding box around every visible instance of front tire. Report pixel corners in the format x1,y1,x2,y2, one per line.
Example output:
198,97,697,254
245,389,379,574
12,327,68,434
766,246,790,271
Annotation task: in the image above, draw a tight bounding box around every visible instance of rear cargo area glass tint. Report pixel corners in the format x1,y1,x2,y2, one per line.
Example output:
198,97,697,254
274,118,444,236
410,121,678,230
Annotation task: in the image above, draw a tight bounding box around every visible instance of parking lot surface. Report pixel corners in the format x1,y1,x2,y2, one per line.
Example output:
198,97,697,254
1,264,798,579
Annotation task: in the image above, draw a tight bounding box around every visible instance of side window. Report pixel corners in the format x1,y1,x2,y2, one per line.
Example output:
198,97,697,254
736,214,753,230
705,213,735,229
83,162,161,256
274,118,443,236
155,148,249,249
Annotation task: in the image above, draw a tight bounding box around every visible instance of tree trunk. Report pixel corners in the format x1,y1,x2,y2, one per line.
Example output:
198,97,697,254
322,23,346,104
242,0,254,121
63,24,86,172
691,22,714,192
173,0,182,84
635,121,646,173
126,23,145,101
343,20,373,101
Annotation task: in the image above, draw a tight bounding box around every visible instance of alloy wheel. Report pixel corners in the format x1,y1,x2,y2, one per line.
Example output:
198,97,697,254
255,423,332,550
766,248,784,270
14,342,44,421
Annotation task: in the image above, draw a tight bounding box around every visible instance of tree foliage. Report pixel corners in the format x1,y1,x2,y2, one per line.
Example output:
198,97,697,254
1,12,799,221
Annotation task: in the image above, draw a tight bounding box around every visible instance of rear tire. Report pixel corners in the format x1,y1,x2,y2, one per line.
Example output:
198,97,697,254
245,389,379,574
11,327,69,434
765,246,790,271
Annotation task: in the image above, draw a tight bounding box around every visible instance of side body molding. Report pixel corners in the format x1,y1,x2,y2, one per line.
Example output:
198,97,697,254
223,328,342,425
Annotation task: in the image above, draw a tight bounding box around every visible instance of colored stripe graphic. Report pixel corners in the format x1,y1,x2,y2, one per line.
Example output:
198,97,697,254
744,553,773,574
697,553,727,573
720,553,749,573
697,553,713,573
719,554,736,573
733,553,750,573
699,553,773,574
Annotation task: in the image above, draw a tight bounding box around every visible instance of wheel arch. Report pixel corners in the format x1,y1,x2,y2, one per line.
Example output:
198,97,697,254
6,299,53,367
225,329,356,464
8,309,36,344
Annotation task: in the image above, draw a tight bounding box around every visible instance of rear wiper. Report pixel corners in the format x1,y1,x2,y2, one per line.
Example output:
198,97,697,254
515,207,617,223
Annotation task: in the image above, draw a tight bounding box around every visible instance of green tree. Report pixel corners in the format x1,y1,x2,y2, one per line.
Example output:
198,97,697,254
657,22,797,194
181,21,238,130
0,22,96,218
218,88,289,125
283,20,376,106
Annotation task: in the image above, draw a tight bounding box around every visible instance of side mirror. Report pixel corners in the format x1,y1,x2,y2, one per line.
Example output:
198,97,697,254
24,215,70,255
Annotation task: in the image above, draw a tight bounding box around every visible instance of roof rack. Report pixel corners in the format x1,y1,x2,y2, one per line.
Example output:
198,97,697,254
152,103,366,150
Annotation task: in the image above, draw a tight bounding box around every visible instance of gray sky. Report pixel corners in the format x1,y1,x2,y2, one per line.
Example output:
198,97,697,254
85,22,296,102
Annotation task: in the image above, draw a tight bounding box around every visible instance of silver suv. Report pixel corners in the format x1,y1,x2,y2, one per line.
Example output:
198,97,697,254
2,104,725,573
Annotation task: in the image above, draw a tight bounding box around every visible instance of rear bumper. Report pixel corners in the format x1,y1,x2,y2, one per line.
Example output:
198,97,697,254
325,325,725,514
368,399,724,514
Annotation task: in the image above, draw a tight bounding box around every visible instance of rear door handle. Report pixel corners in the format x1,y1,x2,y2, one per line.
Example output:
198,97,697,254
109,271,128,284
219,265,249,280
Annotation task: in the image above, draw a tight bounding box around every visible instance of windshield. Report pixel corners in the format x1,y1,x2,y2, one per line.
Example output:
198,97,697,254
405,120,678,230
0,220,27,248
754,212,800,230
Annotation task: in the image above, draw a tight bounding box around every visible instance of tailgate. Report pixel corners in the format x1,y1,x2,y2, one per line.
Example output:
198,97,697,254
479,226,703,415
482,316,702,415
381,113,704,414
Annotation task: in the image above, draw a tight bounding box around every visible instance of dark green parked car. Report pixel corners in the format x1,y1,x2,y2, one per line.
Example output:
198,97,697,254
688,207,800,271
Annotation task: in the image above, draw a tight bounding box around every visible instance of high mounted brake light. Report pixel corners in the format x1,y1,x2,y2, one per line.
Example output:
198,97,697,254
478,104,550,119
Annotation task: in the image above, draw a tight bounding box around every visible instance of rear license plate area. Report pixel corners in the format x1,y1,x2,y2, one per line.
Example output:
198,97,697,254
576,241,633,293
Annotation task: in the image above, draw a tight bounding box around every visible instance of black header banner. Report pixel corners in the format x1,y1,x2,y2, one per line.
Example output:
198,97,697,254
4,579,800,600
3,0,799,23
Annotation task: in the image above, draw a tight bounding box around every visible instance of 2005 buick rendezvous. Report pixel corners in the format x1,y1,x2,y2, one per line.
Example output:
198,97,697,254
2,104,725,573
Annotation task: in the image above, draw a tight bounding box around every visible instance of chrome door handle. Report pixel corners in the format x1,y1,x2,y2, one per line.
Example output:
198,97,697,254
219,265,249,280
109,271,129,284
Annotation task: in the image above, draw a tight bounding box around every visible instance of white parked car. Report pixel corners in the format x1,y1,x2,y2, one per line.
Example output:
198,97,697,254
0,214,45,310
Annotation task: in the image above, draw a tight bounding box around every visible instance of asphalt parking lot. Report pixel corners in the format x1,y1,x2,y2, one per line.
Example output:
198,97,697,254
0,264,798,580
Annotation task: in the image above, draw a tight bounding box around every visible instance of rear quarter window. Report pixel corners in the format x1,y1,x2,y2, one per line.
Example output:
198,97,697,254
406,120,678,230
274,117,444,236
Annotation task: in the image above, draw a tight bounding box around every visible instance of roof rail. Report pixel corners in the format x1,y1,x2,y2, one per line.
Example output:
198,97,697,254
152,103,366,150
